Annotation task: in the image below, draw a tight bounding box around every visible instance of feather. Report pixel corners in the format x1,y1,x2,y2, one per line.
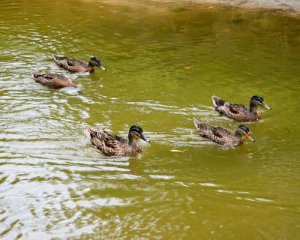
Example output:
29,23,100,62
193,119,243,146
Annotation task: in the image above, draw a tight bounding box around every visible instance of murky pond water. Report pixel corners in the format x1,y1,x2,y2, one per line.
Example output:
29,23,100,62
1,0,300,239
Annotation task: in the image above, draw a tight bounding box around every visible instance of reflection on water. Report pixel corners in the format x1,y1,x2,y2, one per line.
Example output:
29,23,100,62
0,0,300,239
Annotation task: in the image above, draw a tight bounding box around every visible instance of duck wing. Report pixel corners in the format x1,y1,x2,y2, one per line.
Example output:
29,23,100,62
226,103,250,120
47,74,68,81
53,55,86,72
212,96,250,121
66,58,87,67
99,132,128,156
194,119,234,145
87,127,128,156
66,58,89,72
66,59,75,66
32,73,74,89
229,103,248,114
211,127,234,145
98,131,127,147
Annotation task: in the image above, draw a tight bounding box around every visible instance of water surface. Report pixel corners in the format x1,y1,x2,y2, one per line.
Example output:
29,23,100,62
0,0,300,239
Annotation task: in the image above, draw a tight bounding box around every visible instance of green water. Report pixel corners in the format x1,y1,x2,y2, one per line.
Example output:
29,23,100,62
0,0,300,239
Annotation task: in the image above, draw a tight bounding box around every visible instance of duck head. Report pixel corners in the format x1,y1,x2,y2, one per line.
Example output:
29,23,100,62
128,125,150,144
250,95,271,111
236,125,255,142
89,57,106,71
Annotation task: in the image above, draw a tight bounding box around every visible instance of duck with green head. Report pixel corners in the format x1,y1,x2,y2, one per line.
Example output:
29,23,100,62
194,119,255,146
53,55,106,73
86,125,150,156
212,95,271,122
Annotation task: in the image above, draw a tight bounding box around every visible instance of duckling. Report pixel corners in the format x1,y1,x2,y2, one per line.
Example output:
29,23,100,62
53,55,106,73
194,119,255,146
85,125,150,156
212,95,271,122
32,73,78,89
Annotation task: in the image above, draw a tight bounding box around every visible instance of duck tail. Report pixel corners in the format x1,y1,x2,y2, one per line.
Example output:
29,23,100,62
194,118,210,130
84,126,96,138
32,73,42,79
32,73,47,83
53,54,64,61
212,96,225,107
193,118,201,128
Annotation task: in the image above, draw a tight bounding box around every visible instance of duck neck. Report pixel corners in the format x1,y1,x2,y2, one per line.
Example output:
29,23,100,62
128,137,138,146
88,62,95,70
232,130,243,145
249,101,258,113
129,138,142,153
234,130,243,139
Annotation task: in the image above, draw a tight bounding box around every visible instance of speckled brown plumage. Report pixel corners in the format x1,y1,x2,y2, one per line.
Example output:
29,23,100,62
193,119,255,146
32,73,77,89
86,125,149,156
212,96,271,122
53,55,106,73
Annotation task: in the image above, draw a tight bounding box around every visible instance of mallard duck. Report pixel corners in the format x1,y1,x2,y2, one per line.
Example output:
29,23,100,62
32,73,78,89
53,55,106,73
194,119,255,146
212,95,271,122
85,125,150,156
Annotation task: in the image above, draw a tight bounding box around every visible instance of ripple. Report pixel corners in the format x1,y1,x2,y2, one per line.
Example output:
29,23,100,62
149,175,175,180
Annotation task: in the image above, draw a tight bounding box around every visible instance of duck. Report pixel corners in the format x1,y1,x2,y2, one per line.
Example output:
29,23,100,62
32,73,78,89
193,119,255,146
85,125,150,156
212,95,271,122
53,55,106,73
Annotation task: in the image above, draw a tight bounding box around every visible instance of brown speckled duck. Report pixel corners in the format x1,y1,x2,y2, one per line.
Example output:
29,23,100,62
194,119,255,146
86,125,150,156
53,55,106,73
212,95,271,122
32,73,78,89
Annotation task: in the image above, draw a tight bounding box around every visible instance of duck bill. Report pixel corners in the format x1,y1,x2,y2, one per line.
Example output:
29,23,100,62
141,133,150,143
99,65,106,71
262,102,271,110
246,133,255,142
